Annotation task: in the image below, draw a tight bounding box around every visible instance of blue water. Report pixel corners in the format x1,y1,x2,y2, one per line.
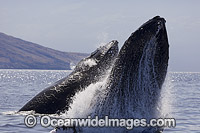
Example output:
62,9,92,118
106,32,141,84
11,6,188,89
0,69,199,133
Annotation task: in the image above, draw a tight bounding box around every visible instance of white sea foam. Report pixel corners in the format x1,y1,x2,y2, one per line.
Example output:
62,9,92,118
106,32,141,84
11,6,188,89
61,69,111,118
2,110,36,116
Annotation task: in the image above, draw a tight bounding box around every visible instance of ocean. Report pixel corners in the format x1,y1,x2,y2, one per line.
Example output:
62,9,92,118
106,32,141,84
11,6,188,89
0,69,199,133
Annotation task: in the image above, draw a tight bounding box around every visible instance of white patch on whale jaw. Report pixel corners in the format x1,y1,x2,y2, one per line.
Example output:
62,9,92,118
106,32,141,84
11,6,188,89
83,59,97,67
74,58,98,71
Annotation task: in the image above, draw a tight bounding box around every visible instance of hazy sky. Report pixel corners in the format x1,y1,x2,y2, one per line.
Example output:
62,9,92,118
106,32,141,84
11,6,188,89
0,0,200,72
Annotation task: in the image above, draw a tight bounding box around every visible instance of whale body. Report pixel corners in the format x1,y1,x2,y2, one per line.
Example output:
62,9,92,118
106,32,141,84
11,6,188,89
94,16,169,117
19,40,119,114
73,16,169,133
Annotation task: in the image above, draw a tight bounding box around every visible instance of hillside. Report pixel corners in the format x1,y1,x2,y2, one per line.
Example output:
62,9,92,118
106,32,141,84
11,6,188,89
0,32,88,70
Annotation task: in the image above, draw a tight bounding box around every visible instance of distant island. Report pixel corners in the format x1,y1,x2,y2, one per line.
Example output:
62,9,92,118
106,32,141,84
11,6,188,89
0,32,88,70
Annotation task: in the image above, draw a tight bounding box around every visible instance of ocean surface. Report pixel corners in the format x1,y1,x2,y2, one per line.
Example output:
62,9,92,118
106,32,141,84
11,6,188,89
0,69,199,133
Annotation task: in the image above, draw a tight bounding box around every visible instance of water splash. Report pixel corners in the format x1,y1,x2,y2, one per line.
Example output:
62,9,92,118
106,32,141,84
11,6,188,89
159,73,173,118
61,69,112,118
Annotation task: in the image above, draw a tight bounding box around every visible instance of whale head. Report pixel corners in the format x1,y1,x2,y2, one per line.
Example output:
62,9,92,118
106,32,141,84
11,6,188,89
75,40,119,74
115,16,169,89
95,16,169,120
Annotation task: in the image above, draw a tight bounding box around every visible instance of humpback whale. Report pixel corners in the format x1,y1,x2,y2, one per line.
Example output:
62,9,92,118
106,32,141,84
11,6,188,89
54,16,169,133
19,40,119,114
71,16,169,133
94,16,169,117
